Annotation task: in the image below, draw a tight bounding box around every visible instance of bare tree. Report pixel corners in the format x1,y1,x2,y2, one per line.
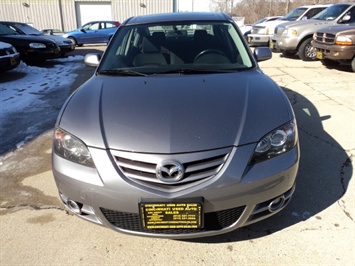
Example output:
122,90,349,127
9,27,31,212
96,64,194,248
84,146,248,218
211,0,341,24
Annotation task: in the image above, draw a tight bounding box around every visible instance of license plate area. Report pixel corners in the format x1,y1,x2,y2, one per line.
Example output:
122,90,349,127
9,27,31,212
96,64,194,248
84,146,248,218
140,198,203,230
316,51,323,59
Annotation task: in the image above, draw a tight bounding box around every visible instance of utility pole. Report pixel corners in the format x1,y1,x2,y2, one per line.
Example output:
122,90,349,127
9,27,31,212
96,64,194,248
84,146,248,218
173,0,177,12
285,0,290,15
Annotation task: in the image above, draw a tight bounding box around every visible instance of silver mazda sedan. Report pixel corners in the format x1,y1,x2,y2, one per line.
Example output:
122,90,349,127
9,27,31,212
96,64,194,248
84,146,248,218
52,12,299,239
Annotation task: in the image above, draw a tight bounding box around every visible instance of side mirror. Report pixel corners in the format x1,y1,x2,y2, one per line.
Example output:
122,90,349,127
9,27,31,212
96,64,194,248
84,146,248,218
254,47,272,62
80,28,86,33
341,15,351,23
84,53,101,67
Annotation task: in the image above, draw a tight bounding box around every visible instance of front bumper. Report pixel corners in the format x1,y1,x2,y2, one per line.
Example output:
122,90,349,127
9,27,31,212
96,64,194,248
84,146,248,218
52,143,300,239
0,53,20,72
247,34,271,46
26,46,61,61
59,44,75,54
311,41,355,61
271,35,298,52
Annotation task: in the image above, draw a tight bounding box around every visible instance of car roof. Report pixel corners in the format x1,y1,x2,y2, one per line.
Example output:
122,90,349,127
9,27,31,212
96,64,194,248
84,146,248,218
1,21,26,24
298,4,332,8
84,20,118,24
123,12,232,26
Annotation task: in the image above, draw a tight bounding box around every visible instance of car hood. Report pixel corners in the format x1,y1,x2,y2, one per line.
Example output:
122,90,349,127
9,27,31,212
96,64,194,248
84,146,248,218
281,19,335,29
317,25,355,34
59,71,293,153
38,34,73,45
0,34,55,43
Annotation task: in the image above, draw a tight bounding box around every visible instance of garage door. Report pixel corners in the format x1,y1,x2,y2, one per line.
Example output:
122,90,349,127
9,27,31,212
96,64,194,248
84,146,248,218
76,2,112,26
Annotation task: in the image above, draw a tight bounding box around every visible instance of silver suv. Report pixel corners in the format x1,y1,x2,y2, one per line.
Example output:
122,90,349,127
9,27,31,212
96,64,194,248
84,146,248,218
271,3,355,60
248,4,330,47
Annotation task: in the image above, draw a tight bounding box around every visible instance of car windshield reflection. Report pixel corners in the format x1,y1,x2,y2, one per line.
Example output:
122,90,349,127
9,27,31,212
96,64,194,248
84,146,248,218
98,21,255,75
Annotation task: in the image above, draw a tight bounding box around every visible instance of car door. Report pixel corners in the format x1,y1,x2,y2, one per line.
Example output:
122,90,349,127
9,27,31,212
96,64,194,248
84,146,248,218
98,22,117,43
80,22,103,43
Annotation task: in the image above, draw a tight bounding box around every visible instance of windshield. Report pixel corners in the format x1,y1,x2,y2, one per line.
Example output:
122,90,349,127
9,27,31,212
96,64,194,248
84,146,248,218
0,23,19,35
98,21,254,75
13,23,42,35
282,7,307,21
312,4,350,21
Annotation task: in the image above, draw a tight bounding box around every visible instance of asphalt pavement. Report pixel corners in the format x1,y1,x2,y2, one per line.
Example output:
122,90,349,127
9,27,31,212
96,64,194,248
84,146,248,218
0,46,354,265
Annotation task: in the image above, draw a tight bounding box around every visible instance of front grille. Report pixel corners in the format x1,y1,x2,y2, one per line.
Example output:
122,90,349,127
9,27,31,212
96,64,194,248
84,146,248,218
313,32,336,44
100,206,245,234
251,26,265,34
111,147,231,191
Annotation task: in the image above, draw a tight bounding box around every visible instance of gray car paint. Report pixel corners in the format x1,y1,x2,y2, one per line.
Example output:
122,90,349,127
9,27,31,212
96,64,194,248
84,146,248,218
60,71,292,153
52,12,299,239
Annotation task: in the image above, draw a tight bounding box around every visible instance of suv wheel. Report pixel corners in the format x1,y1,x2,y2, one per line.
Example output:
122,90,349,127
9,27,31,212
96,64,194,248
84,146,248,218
298,38,316,61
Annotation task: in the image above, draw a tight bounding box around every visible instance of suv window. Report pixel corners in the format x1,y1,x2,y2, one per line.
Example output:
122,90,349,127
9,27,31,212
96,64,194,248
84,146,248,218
304,8,327,19
283,7,307,21
313,4,351,21
344,7,355,23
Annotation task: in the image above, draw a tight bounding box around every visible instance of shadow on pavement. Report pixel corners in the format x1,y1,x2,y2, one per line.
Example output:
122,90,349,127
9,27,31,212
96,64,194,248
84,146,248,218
278,52,354,73
183,86,352,243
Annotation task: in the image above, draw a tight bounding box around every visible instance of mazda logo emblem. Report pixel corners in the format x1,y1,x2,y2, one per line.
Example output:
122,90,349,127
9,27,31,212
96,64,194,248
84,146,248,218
156,161,185,183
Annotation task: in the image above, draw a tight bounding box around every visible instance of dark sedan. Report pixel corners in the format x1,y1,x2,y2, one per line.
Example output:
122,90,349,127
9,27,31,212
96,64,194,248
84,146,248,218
0,41,20,72
0,22,60,64
1,21,75,57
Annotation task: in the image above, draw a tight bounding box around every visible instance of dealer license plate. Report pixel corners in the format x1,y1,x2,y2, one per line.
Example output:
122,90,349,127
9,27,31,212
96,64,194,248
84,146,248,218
140,200,203,229
269,42,274,49
10,58,17,65
316,51,323,60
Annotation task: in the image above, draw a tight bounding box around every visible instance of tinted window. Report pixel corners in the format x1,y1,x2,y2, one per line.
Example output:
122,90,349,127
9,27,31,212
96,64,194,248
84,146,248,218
313,4,351,21
283,7,307,21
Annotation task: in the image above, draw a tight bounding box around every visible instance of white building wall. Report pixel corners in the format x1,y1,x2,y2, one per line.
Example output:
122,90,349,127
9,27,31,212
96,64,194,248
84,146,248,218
0,0,174,32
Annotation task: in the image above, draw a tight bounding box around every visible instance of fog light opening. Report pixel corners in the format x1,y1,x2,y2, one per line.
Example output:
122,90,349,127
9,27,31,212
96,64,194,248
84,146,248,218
268,196,286,212
67,199,82,214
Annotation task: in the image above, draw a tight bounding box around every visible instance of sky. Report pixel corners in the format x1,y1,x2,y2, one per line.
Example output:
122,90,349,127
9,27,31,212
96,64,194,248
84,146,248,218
0,56,85,160
178,0,211,12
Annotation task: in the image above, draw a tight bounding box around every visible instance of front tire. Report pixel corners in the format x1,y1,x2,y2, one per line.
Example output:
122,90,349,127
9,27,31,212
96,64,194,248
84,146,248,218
298,38,316,61
351,57,355,72
68,37,79,46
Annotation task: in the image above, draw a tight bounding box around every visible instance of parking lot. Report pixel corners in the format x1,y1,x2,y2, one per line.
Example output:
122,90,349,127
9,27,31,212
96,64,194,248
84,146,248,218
0,46,354,265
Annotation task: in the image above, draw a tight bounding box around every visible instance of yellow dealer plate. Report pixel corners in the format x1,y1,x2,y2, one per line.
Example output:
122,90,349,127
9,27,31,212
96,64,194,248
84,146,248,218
140,200,203,229
316,51,323,60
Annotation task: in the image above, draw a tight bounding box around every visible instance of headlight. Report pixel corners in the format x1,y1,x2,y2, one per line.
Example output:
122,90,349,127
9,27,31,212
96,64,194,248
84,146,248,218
282,29,297,36
335,36,353,46
29,42,46,49
250,120,298,164
53,128,95,167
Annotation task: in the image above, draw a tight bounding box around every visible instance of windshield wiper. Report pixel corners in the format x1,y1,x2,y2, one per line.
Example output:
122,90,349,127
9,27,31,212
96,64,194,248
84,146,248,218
158,68,237,75
98,69,147,76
